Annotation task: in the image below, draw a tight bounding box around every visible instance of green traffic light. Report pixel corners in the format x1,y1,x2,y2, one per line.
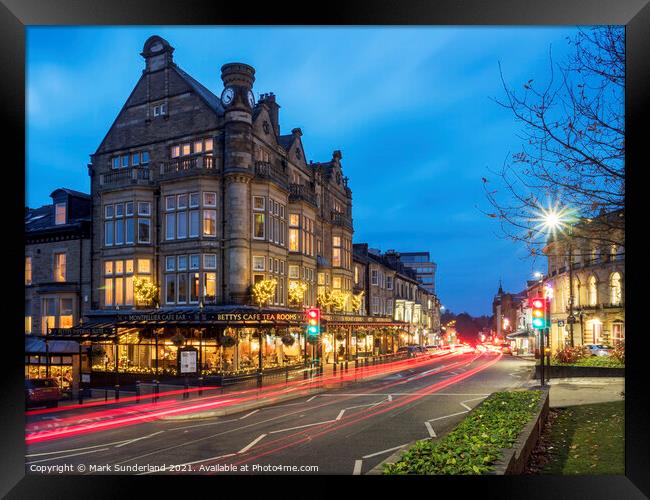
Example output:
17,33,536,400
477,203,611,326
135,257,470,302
532,318,545,328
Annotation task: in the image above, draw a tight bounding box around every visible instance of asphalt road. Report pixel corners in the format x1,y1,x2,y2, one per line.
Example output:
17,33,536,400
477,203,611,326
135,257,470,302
25,350,534,475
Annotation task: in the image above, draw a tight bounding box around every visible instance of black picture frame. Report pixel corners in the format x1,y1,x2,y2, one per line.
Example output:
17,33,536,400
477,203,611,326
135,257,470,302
2,0,648,497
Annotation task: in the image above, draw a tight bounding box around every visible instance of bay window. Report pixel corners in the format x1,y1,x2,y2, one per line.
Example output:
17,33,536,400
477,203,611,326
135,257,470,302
54,253,66,282
203,209,216,236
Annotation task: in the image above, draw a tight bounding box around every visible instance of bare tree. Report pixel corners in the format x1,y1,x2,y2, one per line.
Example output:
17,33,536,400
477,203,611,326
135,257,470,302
483,26,624,259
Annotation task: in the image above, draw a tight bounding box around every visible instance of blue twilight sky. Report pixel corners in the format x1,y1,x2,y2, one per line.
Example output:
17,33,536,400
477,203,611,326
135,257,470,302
26,26,585,316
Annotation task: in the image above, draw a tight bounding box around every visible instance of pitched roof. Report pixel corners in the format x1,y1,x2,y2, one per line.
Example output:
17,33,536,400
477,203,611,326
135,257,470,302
278,134,295,151
50,188,90,199
173,65,225,115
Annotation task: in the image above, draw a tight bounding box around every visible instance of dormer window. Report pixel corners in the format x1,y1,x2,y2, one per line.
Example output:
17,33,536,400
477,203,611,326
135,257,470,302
55,203,66,225
153,103,167,117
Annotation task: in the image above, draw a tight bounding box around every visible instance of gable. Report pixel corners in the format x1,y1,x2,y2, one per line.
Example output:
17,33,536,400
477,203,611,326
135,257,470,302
252,106,278,148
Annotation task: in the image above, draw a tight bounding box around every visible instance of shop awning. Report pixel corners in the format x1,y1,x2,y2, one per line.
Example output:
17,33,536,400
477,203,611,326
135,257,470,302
25,336,81,353
506,329,534,339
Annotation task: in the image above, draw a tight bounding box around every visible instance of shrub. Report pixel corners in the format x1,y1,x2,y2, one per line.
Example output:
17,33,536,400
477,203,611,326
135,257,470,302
553,346,585,364
611,341,625,364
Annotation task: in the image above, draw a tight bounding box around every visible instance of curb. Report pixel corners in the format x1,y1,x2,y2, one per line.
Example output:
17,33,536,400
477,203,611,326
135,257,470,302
488,386,550,475
159,387,326,421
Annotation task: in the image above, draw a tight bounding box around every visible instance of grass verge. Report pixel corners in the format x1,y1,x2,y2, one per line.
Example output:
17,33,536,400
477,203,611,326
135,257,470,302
538,357,624,368
527,400,624,474
383,390,542,475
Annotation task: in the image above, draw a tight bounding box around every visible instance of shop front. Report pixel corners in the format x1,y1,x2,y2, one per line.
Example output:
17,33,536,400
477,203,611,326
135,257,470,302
47,307,311,385
25,336,80,395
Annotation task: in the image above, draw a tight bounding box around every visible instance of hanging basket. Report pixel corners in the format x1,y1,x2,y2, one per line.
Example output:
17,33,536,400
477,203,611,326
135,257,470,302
281,334,295,347
356,332,366,340
220,335,237,348
170,333,186,347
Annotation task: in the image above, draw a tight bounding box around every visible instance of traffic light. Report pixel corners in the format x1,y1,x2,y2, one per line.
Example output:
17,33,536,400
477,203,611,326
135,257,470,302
531,297,546,329
306,307,320,338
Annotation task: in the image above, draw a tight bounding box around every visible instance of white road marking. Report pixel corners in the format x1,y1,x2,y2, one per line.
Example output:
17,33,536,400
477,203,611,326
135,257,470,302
239,410,259,419
509,372,522,378
387,394,393,401
25,447,110,464
362,443,410,459
169,418,240,431
114,431,165,448
306,395,318,402
427,410,469,422
459,396,488,411
238,434,267,454
26,439,132,457
353,459,363,475
335,410,345,421
269,420,335,434
424,421,437,438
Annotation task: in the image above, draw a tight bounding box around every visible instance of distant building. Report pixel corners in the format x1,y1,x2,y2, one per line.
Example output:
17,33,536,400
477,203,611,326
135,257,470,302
397,251,437,294
25,188,92,394
492,281,525,342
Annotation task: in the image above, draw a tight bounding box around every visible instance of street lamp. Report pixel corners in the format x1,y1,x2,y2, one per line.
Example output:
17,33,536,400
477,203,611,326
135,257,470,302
531,203,579,347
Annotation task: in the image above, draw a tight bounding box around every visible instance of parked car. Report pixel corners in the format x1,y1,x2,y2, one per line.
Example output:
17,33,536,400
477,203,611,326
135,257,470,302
398,346,426,358
500,344,512,355
583,344,612,357
25,378,61,408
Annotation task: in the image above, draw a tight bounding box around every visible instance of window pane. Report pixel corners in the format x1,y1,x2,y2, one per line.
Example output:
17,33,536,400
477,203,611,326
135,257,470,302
177,211,187,239
105,221,114,246
204,254,217,269
171,145,180,158
189,210,199,237
114,203,123,218
178,255,187,271
178,194,188,209
178,273,187,303
112,157,120,169
203,192,216,207
253,256,265,271
132,153,140,166
138,259,151,274
166,213,176,240
138,218,150,243
104,261,113,275
115,277,124,305
289,228,299,251
125,259,134,274
166,275,176,304
125,202,134,216
165,196,176,211
166,256,176,272
190,273,200,302
254,214,265,239
54,253,66,282
125,276,134,305
121,155,129,167
182,143,191,156
289,214,299,226
105,278,113,306
204,272,216,303
204,138,213,151
115,260,123,275
203,210,216,236
141,151,150,164
190,255,200,270
194,141,203,153
137,202,151,216
105,205,114,219
115,219,124,245
253,197,265,211
126,218,134,244
189,193,200,208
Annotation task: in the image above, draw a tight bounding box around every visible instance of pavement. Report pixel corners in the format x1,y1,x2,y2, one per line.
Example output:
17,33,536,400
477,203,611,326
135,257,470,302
543,377,625,408
24,349,535,475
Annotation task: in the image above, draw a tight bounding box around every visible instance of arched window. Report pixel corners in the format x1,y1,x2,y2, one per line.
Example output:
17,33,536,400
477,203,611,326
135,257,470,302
572,278,580,307
588,276,598,306
610,272,622,306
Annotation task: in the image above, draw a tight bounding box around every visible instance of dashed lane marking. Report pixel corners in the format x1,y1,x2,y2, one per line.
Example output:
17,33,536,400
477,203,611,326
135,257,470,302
238,434,267,454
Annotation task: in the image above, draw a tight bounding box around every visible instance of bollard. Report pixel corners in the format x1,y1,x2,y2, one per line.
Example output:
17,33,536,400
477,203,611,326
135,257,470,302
105,388,108,402
333,362,337,374
198,377,203,396
135,380,141,403
154,379,160,402
115,384,120,401
257,372,263,389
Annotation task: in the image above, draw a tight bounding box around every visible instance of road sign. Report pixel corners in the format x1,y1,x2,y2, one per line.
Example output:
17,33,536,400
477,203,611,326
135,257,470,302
557,320,565,327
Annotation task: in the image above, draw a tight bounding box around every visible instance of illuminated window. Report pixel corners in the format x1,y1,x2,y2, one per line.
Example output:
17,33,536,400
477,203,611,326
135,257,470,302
55,203,66,225
25,300,32,334
288,228,299,251
333,277,341,289
190,273,200,302
205,138,213,151
254,213,265,240
54,253,66,282
194,141,203,154
332,236,341,267
610,272,622,306
41,298,56,333
204,272,217,303
125,276,134,305
203,209,216,236
354,266,359,285
182,143,191,156
171,145,180,158
289,265,299,279
115,260,124,275
104,278,113,306
138,259,151,274
25,257,32,285
253,256,265,272
588,276,598,306
59,298,74,328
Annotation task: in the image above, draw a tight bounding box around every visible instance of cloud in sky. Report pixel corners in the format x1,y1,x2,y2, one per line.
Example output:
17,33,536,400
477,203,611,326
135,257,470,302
26,25,582,315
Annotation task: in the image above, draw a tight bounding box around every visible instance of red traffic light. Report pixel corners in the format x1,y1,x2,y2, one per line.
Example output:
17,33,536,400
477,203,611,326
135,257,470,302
531,298,544,309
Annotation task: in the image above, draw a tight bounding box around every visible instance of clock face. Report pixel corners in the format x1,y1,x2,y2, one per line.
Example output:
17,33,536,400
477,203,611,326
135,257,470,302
221,87,235,106
247,90,255,108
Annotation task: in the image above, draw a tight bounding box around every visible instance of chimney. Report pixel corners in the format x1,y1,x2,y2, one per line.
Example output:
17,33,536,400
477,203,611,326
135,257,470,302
259,92,280,135
141,35,175,72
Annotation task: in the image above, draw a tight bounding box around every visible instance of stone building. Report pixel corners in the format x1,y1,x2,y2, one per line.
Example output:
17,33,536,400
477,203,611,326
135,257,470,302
38,35,442,382
543,210,624,351
25,188,92,393
492,282,524,342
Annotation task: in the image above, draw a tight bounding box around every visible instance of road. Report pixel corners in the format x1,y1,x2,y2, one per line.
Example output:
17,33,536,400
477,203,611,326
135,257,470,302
25,350,533,475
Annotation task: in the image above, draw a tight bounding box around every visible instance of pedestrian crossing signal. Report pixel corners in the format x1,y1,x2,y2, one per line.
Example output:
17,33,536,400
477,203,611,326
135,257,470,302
531,297,546,329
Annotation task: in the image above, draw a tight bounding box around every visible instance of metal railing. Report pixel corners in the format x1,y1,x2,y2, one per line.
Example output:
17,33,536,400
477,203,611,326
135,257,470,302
160,154,216,177
331,210,353,229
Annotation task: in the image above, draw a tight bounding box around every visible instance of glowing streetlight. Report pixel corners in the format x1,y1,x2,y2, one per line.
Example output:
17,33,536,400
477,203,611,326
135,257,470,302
530,203,578,239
